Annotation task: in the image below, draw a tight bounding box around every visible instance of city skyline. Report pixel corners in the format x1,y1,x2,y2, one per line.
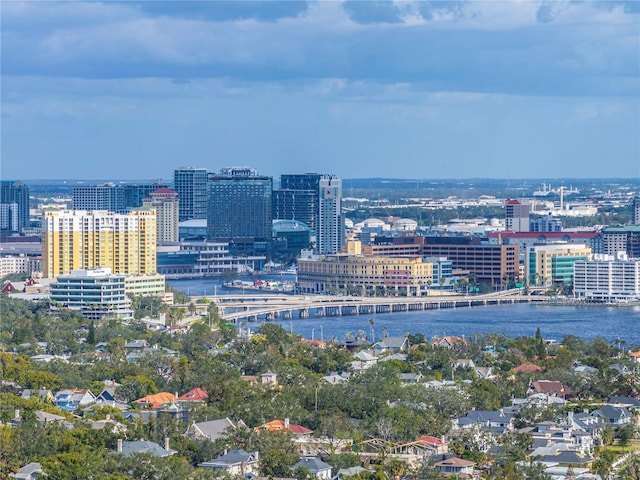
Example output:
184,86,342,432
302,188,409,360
2,1,639,180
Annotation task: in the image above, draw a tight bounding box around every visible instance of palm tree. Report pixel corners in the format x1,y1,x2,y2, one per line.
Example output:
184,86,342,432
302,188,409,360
369,318,375,343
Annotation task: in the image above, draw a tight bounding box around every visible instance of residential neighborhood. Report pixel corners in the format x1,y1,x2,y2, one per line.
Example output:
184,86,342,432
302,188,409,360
1,295,639,479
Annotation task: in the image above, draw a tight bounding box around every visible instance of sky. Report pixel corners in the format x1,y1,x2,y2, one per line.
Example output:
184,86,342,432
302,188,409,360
1,0,639,181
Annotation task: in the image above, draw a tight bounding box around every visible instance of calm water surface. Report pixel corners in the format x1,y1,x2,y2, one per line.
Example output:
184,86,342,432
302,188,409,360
169,278,640,345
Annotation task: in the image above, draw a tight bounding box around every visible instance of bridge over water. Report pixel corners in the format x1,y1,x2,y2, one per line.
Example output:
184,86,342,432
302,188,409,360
213,290,548,324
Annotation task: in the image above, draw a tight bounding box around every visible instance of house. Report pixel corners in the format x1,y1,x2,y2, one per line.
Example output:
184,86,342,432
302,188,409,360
21,388,54,403
400,372,423,384
9,462,43,479
609,363,630,376
199,449,259,476
378,353,407,362
454,409,514,435
474,366,495,379
261,372,278,386
177,387,209,404
434,457,476,477
455,359,476,370
158,403,189,424
321,373,348,385
35,410,66,424
256,418,313,437
591,405,632,426
88,417,127,434
292,457,333,479
513,363,544,374
185,417,237,442
124,339,149,351
431,335,467,349
395,435,450,457
133,392,177,409
608,396,640,409
630,350,640,364
333,466,368,480
372,336,409,353
116,438,176,457
528,380,570,399
54,388,96,411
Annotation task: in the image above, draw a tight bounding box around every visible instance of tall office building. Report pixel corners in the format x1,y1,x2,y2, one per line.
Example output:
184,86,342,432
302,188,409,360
73,182,166,213
0,181,30,232
274,173,344,254
42,208,156,278
634,197,640,225
207,167,272,254
174,167,208,221
143,187,179,243
505,199,532,232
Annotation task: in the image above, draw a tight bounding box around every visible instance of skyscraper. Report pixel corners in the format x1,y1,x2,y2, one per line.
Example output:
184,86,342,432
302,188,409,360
174,167,208,221
143,187,179,243
207,167,272,255
42,208,156,278
0,181,30,233
634,197,640,225
273,173,344,254
73,182,166,213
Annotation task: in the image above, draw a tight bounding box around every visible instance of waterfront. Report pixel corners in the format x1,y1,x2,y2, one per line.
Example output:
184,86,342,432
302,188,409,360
169,278,640,346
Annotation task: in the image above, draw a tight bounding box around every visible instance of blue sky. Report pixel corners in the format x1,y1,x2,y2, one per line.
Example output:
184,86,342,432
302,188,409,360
2,1,639,181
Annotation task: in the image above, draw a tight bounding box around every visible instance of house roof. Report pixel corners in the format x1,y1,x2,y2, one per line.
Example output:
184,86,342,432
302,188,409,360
513,363,544,374
200,449,258,468
178,387,209,402
431,335,467,347
415,435,449,446
257,419,312,435
434,457,475,468
9,462,43,479
133,392,178,409
376,337,408,349
292,457,332,473
530,380,569,396
120,440,175,457
189,418,236,442
35,410,65,423
593,405,630,419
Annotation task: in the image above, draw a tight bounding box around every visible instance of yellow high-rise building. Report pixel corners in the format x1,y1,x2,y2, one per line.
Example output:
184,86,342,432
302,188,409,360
42,208,156,278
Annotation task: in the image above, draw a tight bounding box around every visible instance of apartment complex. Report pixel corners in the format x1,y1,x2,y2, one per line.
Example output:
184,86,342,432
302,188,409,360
143,187,179,243
297,254,433,295
574,254,640,302
73,182,167,214
50,268,133,320
526,243,591,287
42,209,157,278
0,181,30,233
174,167,208,221
273,173,344,255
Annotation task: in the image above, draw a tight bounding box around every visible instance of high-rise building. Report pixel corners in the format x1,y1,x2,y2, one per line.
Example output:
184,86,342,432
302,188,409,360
529,213,562,232
602,226,640,259
174,167,208,221
634,197,640,225
73,182,166,213
42,208,156,278
207,167,272,254
0,181,30,233
505,199,532,232
143,187,179,243
318,176,344,254
574,253,640,302
274,173,344,254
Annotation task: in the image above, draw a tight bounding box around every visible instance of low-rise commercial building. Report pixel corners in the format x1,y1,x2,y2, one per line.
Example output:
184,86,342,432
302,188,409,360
297,254,433,296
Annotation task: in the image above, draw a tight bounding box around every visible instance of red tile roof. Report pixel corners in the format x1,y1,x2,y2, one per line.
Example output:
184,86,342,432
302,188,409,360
133,392,177,409
513,363,544,374
416,435,449,446
178,387,208,402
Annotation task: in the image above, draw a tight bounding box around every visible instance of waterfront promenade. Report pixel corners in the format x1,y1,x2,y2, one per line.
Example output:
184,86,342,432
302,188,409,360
211,289,548,324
